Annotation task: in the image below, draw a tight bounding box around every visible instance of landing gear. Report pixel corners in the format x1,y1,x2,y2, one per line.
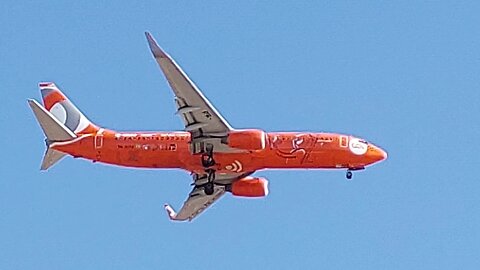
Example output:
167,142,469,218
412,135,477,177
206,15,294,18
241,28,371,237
204,181,214,195
201,155,215,167
203,169,216,195
202,144,216,195
345,167,364,180
207,169,215,181
201,143,216,167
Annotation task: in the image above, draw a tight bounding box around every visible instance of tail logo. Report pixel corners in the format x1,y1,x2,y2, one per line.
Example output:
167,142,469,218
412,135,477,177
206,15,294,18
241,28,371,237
40,82,95,134
49,102,90,133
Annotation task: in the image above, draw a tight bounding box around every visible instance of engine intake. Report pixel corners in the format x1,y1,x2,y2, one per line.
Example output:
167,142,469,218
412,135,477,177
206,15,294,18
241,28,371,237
229,177,269,197
227,129,267,151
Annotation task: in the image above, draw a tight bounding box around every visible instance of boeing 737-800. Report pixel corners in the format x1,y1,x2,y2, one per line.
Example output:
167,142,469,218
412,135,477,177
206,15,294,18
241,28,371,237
28,32,387,221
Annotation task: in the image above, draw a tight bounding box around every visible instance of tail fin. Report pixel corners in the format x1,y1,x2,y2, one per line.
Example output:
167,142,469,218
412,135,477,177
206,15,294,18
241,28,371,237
39,82,98,135
28,99,77,170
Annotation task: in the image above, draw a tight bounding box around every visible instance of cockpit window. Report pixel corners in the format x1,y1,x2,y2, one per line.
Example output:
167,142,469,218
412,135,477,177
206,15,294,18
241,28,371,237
358,139,368,144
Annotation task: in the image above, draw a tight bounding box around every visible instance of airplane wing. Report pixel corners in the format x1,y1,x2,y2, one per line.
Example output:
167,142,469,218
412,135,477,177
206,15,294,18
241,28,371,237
164,184,226,222
145,32,233,144
164,172,249,221
146,33,255,221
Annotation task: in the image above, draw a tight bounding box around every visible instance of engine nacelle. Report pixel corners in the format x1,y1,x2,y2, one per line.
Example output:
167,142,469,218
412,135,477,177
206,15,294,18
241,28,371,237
230,177,269,197
227,129,267,151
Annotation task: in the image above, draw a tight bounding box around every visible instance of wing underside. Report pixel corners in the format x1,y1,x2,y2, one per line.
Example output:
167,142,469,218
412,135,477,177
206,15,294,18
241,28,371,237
164,184,226,221
145,32,255,221
145,32,246,154
164,171,253,221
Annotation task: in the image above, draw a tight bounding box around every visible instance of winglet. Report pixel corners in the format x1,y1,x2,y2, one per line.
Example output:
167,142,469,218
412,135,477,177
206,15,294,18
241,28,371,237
145,32,168,58
164,203,179,221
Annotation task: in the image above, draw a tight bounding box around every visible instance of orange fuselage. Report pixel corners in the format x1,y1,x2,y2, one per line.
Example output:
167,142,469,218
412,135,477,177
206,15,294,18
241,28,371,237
51,129,387,174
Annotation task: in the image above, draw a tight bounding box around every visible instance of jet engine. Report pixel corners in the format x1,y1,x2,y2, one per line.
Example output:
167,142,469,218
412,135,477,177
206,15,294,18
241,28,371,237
228,177,269,197
227,129,267,151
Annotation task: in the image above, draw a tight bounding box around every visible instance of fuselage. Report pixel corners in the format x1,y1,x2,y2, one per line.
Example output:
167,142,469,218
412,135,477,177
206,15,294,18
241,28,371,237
30,32,389,221
51,129,387,174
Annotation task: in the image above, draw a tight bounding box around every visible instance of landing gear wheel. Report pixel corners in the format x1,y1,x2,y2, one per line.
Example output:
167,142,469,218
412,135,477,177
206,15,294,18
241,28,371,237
201,144,216,167
204,182,214,195
205,143,214,155
346,171,353,180
201,155,215,167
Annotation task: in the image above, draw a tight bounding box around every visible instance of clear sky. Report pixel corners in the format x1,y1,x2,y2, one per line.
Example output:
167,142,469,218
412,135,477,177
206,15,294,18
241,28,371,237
1,1,480,269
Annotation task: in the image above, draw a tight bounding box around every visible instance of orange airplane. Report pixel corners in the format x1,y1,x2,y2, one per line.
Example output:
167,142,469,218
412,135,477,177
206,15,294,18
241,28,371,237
28,32,387,221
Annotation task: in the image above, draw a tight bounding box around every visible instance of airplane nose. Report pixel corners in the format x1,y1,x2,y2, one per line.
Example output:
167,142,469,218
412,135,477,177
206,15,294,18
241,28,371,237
370,145,388,162
378,147,388,160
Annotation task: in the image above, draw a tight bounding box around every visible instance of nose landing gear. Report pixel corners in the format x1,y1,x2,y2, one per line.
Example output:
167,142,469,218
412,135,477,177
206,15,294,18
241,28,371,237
346,167,365,180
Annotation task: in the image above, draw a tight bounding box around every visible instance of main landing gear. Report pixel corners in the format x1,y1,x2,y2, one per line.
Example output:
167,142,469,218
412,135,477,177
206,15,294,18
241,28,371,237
346,170,353,180
201,144,216,195
201,144,215,167
204,169,215,195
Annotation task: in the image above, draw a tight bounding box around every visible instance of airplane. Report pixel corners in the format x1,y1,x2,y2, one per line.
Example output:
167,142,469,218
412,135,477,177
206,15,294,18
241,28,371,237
28,32,387,222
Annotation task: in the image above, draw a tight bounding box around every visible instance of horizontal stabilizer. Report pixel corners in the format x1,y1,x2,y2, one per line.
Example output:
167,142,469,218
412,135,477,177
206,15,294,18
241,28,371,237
28,99,76,170
41,148,66,171
28,99,76,142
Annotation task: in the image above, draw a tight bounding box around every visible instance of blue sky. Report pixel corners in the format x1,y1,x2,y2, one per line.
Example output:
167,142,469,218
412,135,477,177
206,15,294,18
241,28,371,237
1,1,480,269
